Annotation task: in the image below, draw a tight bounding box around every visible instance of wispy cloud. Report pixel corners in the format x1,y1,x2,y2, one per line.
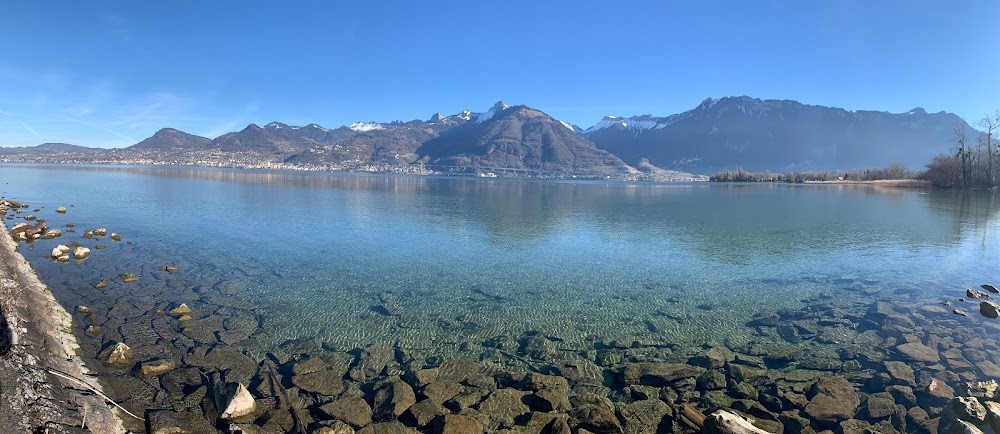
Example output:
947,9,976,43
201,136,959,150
21,123,37,135
0,108,9,117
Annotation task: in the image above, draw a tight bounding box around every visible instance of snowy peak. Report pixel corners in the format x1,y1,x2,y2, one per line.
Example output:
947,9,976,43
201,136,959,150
475,101,511,124
265,122,288,129
349,121,385,132
584,114,674,134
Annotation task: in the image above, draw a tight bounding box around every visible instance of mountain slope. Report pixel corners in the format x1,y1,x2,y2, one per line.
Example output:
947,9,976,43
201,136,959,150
418,102,634,175
130,128,212,150
584,96,976,173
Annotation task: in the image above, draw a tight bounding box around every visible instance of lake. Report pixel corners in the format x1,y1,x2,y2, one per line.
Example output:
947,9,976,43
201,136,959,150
2,163,999,432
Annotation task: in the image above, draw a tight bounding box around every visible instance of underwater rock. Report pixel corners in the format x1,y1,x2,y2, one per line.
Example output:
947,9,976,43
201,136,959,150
966,289,993,300
980,302,1000,319
147,410,216,434
422,381,464,406
319,396,372,428
951,396,988,424
95,278,108,289
313,421,355,434
95,243,107,249
24,215,35,221
160,265,178,272
76,305,95,314
169,303,192,317
140,359,176,376
73,246,90,259
896,342,940,363
883,361,916,386
922,378,956,406
373,378,416,421
99,342,133,366
966,380,998,400
623,363,705,386
407,398,445,427
954,309,969,316
703,409,774,434
689,346,736,369
804,376,860,426
55,206,66,213
121,273,139,283
41,229,61,239
945,419,987,434
616,399,671,434
569,404,624,434
82,230,93,239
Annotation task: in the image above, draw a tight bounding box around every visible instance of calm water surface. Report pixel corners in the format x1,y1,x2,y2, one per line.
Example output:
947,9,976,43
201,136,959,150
2,164,998,360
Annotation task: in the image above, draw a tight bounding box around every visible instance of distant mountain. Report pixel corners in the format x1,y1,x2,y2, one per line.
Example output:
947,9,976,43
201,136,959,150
129,128,211,150
418,102,634,175
584,96,976,173
0,142,101,155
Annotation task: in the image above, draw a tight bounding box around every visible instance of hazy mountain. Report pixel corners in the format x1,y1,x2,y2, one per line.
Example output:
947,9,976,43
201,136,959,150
0,142,102,154
130,128,212,150
418,102,634,175
584,96,976,173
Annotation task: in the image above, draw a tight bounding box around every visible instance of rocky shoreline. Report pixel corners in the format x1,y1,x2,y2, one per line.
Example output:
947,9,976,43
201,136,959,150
0,199,124,433
4,197,1000,434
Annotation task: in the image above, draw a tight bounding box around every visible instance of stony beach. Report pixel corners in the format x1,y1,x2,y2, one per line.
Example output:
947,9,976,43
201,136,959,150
4,195,1000,434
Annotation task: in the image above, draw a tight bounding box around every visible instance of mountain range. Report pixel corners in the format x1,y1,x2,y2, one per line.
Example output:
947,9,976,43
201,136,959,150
0,96,978,177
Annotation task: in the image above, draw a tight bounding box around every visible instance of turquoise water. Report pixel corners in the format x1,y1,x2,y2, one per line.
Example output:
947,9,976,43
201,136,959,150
2,164,999,361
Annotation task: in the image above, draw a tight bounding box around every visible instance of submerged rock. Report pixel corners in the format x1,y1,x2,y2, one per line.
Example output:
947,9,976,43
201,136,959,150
93,228,107,236
804,376,860,425
169,303,192,317
147,410,216,434
99,342,133,366
966,289,993,300
160,265,178,272
373,379,416,421
140,359,176,376
121,273,139,283
980,302,1000,319
319,396,372,428
76,305,95,314
983,284,1000,294
952,396,988,424
435,414,484,434
896,342,940,363
95,278,108,289
623,363,705,386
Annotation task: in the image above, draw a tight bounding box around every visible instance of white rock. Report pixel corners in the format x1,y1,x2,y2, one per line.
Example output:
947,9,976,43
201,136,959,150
703,409,774,434
74,246,91,259
51,244,70,258
219,383,257,420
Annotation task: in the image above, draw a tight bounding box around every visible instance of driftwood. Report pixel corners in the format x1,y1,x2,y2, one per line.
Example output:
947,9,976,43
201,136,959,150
266,361,306,434
46,368,143,421
679,403,705,430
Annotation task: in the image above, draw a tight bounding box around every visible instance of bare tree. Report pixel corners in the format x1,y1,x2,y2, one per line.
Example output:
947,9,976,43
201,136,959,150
978,111,1000,188
953,121,972,187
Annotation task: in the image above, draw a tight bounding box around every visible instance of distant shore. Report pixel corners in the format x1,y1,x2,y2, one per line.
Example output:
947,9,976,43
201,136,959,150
803,179,932,188
0,206,123,433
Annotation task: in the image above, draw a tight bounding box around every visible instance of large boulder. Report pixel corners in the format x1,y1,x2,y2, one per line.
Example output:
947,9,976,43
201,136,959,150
216,382,256,421
804,376,860,426
476,388,530,430
896,342,940,363
980,302,1000,319
373,378,416,421
320,396,372,428
434,414,484,434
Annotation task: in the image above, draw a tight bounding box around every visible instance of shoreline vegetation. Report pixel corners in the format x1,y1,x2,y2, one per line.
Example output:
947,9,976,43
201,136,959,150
4,189,1000,434
0,200,123,433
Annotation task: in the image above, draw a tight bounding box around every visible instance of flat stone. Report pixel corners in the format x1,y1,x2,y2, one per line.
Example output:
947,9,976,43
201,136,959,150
689,346,735,369
569,404,624,434
373,379,416,421
896,342,940,363
616,399,671,434
865,393,897,419
169,303,192,316
148,410,216,434
291,367,345,396
320,396,372,428
406,398,444,427
922,378,956,406
804,376,860,426
313,421,355,434
422,381,464,405
883,361,916,386
476,388,530,430
356,421,419,434
140,359,176,376
623,363,706,386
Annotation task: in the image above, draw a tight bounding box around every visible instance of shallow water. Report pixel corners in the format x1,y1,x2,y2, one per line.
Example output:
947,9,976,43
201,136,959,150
2,164,998,357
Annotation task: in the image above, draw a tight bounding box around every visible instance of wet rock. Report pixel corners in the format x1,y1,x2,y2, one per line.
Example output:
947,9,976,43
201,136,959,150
406,398,444,427
111,232,121,241
73,246,90,259
76,305,95,314
41,229,61,239
216,382,256,421
50,244,69,258
980,302,1000,319
446,387,488,411
865,392,897,419
983,284,1000,294
121,273,139,283
55,206,66,213
169,303,192,317
966,380,998,400
944,419,987,434
477,388,530,430
697,371,728,391
356,345,397,380
896,342,940,363
320,396,372,428
140,359,176,376
623,363,705,386
921,378,956,406
95,243,107,249
804,376,860,426
951,397,988,424
569,404,624,434
797,356,842,371
422,381,464,405
883,361,917,386
979,361,1000,378
984,401,1000,433
292,365,346,396
24,215,35,221
373,378,416,421
689,346,736,369
616,399,671,434
85,325,101,335
99,342,133,366
96,278,108,288
148,410,216,434
434,414,484,434
10,220,46,242
954,309,969,316
702,409,774,434
356,421,419,434
523,373,569,412
907,406,939,433
314,421,355,434
968,289,993,300
749,343,803,365
93,227,107,236
82,230,93,239
522,336,557,360
160,265,178,272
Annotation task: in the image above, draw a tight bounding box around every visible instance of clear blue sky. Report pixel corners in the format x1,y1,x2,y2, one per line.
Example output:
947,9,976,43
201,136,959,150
1,1,998,148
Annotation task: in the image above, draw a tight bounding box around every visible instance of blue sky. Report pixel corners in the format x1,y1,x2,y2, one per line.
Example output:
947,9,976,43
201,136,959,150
1,1,998,148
